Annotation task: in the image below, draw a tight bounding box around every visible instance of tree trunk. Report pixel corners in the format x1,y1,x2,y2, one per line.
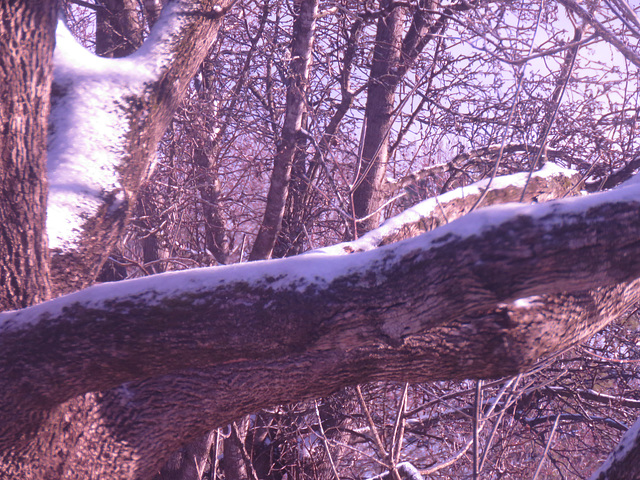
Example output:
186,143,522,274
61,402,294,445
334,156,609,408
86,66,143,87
48,0,234,295
0,0,57,311
4,1,640,479
272,144,309,258
249,0,318,261
351,0,446,235
0,2,238,478
223,417,254,480
201,174,231,265
351,1,405,235
3,166,640,478
153,431,217,480
96,0,144,58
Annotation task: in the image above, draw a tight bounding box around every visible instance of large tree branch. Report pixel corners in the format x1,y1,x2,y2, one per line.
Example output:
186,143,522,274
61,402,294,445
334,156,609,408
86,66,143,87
337,163,580,254
4,166,640,432
47,0,234,295
4,165,640,478
589,414,640,480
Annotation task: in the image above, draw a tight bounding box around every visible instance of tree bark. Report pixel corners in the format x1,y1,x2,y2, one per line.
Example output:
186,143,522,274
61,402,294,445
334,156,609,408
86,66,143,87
0,2,237,478
96,0,144,58
249,0,318,260
3,168,640,478
0,0,56,311
351,0,405,235
153,430,217,480
49,0,235,295
351,0,459,234
201,174,231,265
223,417,254,480
3,1,640,479
588,414,640,480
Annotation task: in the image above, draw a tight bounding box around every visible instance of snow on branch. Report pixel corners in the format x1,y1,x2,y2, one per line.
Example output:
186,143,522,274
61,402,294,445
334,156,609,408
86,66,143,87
4,165,640,408
48,2,195,252
318,163,580,255
46,0,235,294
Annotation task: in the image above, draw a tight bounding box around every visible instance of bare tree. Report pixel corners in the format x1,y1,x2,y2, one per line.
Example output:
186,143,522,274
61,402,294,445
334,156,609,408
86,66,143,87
4,0,640,479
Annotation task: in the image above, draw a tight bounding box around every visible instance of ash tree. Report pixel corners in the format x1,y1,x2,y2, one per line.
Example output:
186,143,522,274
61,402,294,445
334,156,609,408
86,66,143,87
3,0,640,479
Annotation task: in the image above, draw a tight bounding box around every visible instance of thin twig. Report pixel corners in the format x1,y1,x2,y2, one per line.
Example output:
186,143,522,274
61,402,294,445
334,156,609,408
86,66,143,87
356,385,388,459
472,380,483,479
391,384,409,466
520,25,582,202
66,0,108,12
231,421,259,480
470,0,546,211
422,437,474,475
314,400,341,480
532,414,561,480
479,375,522,472
211,428,220,480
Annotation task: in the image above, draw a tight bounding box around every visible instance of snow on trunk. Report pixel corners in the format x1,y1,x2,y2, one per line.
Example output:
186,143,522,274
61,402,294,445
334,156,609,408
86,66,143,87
47,1,209,252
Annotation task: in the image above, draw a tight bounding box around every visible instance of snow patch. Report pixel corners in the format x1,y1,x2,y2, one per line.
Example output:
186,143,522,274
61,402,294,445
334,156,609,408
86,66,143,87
7,162,640,333
511,296,543,309
48,21,154,251
315,163,578,256
47,2,192,252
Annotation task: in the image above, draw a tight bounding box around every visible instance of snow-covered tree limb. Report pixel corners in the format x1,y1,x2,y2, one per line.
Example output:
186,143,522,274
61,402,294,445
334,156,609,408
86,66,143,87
3,165,640,478
4,0,640,477
47,0,234,295
589,414,640,480
323,163,580,254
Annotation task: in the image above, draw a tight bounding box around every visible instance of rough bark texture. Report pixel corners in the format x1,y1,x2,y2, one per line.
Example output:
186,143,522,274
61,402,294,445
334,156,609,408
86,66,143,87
96,0,144,57
50,0,234,296
2,1,640,479
351,0,405,235
0,2,237,478
0,0,56,310
249,0,318,260
2,171,640,478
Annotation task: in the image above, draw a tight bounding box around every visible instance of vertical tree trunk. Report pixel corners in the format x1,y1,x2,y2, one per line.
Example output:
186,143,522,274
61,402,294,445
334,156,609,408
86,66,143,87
153,431,217,480
138,192,166,274
272,144,309,258
96,0,144,58
352,0,442,235
0,0,57,310
273,16,365,257
249,0,318,261
351,1,405,235
201,175,231,265
224,417,254,480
